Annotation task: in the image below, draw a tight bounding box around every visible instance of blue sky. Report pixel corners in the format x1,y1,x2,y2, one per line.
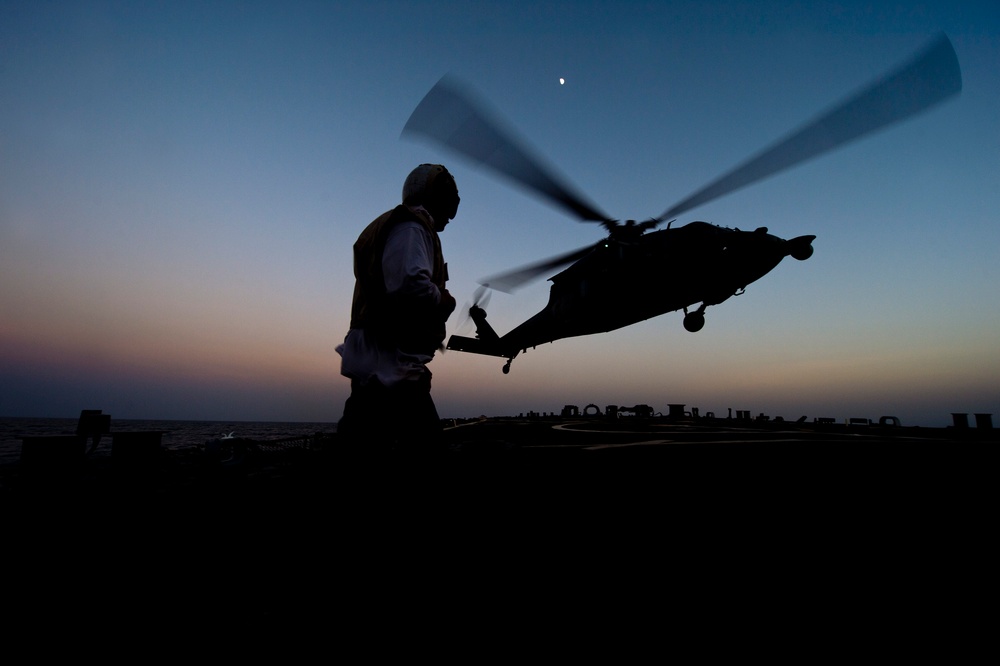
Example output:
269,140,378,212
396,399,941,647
2,1,998,427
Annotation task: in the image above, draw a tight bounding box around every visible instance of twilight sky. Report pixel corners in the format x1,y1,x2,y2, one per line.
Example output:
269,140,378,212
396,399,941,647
2,1,998,427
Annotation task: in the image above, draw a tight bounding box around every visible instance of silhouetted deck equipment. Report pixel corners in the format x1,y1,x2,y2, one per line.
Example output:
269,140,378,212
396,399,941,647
19,409,166,470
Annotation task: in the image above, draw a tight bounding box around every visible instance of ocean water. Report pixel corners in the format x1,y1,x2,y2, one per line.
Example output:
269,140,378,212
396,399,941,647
0,417,337,466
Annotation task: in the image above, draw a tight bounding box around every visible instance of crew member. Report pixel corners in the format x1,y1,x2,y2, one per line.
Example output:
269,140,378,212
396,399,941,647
336,164,459,455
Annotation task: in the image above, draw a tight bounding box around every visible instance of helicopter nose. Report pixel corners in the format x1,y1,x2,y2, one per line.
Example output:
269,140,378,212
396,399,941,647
788,234,816,261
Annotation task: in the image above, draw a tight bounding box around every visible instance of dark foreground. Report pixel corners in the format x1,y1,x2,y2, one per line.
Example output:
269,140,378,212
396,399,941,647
3,415,992,507
2,417,992,648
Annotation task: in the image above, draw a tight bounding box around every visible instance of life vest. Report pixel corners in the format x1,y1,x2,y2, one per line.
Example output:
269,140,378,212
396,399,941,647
350,205,447,352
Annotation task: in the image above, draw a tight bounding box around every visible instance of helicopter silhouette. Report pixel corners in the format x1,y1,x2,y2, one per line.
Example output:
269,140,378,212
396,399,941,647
403,34,961,374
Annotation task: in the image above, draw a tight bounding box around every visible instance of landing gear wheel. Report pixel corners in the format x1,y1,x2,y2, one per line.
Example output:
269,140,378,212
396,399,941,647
502,361,511,374
684,312,705,332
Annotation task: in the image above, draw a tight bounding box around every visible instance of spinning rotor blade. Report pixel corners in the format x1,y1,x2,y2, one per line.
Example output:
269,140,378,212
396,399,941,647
472,284,492,308
659,33,962,221
403,75,612,224
456,285,492,331
478,243,597,293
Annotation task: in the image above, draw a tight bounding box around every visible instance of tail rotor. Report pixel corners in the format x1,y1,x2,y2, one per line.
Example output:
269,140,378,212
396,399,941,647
456,284,493,333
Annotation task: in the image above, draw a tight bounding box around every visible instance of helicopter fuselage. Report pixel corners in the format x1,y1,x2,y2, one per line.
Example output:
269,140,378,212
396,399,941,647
410,36,958,374
446,221,815,372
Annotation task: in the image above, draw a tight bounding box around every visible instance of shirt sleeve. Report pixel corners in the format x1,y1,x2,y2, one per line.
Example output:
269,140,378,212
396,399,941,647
382,220,441,303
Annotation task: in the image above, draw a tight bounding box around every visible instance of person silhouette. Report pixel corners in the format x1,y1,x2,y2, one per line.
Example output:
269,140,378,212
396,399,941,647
335,164,460,457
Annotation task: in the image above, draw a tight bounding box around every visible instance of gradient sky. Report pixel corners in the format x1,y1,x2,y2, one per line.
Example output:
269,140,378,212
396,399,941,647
2,1,998,427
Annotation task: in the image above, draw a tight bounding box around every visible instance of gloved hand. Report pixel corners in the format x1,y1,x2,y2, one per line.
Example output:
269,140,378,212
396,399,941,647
438,287,457,319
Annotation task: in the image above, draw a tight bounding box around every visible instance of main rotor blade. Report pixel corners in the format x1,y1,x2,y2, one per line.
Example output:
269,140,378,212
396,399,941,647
403,75,611,224
660,33,962,221
479,243,598,293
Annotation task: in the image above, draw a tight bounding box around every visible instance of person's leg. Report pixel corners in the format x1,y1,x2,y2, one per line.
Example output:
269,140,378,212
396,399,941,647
338,380,396,456
387,375,445,455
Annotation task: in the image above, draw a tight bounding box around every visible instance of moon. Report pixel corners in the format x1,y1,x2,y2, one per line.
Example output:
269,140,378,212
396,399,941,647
559,77,565,85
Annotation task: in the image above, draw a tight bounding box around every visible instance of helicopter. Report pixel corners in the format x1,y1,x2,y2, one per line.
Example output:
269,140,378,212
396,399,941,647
402,34,961,374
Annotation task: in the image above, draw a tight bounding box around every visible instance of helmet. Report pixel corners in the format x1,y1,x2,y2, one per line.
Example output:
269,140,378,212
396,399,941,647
402,164,460,223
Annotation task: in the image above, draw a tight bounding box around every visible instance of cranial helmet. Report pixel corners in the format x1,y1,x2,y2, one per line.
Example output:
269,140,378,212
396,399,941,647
402,163,460,224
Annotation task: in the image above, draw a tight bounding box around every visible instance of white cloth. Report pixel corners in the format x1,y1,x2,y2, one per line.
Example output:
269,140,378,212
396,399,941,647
336,212,444,387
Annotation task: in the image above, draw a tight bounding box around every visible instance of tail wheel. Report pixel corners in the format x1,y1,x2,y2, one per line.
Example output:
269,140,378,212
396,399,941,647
684,311,705,332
